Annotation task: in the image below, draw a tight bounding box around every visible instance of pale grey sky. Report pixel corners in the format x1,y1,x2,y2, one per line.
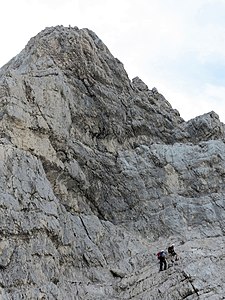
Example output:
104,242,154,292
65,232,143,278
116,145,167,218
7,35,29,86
1,0,225,122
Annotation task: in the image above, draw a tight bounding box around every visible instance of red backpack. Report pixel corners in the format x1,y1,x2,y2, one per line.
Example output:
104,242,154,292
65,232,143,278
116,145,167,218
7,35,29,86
157,251,166,259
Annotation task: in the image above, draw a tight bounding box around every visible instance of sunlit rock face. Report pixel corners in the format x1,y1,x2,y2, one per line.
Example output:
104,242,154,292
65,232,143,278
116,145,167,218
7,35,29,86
0,25,224,299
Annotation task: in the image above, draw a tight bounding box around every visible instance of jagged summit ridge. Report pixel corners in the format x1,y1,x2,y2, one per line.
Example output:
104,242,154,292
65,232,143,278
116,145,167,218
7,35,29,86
0,26,187,154
0,26,224,299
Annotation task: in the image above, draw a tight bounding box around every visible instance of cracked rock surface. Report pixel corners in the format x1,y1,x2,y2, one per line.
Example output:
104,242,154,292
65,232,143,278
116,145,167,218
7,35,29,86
0,25,225,299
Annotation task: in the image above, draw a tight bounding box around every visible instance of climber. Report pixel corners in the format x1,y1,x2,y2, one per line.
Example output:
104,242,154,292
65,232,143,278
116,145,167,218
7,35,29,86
167,244,178,262
157,250,167,271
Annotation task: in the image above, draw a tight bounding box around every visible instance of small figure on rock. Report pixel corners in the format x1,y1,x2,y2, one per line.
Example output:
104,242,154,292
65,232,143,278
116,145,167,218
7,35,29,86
157,250,167,271
168,244,178,263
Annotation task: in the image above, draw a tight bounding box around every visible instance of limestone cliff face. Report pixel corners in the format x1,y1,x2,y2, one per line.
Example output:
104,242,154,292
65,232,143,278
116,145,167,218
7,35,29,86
0,26,224,299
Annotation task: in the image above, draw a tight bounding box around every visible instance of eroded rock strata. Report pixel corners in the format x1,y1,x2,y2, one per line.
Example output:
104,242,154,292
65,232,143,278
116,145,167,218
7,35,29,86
0,26,224,299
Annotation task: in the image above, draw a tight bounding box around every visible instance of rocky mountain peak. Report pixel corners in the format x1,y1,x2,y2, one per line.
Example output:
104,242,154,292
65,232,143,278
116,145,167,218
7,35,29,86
0,26,224,299
2,26,130,90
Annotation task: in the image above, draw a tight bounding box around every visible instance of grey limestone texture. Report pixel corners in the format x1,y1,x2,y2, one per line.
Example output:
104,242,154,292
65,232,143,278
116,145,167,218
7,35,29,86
0,26,224,299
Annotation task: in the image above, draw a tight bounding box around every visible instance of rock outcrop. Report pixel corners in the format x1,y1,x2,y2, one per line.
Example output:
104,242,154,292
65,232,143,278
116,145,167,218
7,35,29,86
0,25,224,299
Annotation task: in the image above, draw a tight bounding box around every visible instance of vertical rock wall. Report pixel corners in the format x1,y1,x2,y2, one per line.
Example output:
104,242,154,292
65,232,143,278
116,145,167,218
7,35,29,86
0,26,224,299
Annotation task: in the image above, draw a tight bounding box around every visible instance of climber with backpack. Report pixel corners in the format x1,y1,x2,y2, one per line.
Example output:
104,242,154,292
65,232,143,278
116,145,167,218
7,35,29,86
157,250,167,271
167,244,178,263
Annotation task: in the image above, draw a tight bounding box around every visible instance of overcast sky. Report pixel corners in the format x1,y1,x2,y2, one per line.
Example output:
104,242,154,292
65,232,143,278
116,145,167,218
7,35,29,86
1,0,225,122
